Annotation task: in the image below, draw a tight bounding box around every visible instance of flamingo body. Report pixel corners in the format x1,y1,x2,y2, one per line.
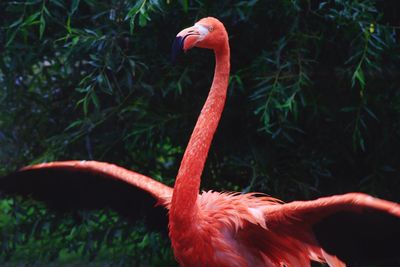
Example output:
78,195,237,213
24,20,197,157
1,17,400,266
169,190,400,267
2,160,400,266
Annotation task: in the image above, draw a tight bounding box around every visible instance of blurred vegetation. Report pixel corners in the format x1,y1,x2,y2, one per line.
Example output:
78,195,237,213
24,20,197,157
0,0,399,266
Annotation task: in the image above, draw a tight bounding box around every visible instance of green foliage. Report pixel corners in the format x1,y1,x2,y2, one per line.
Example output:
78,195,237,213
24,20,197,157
0,0,399,265
0,197,174,266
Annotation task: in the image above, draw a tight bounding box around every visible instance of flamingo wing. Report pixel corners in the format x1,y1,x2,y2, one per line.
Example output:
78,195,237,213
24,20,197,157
265,192,400,265
0,161,172,230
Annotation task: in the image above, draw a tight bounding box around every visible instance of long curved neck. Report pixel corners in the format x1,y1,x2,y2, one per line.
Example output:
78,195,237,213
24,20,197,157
170,42,230,225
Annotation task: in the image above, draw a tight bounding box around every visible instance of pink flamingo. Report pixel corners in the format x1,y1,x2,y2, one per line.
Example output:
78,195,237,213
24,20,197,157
1,17,400,266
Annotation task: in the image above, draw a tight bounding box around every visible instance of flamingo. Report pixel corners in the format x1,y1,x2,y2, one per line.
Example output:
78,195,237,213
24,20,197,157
1,17,400,267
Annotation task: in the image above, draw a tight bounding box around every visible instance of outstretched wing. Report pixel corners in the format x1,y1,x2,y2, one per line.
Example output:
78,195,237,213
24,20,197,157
266,193,400,265
0,161,173,230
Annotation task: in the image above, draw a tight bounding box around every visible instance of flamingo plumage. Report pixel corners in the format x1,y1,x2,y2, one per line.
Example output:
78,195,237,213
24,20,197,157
1,17,400,266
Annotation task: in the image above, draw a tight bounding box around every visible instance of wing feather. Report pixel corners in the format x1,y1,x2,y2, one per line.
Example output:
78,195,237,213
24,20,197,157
265,193,400,265
0,161,173,229
19,161,173,203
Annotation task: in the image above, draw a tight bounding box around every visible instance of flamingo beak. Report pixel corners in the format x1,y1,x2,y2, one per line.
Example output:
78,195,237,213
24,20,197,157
171,24,208,63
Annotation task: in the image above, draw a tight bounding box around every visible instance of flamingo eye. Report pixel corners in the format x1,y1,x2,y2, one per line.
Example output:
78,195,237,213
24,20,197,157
208,26,214,32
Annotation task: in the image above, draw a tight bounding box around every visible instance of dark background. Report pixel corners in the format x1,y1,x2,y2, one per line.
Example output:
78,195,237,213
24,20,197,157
0,0,399,265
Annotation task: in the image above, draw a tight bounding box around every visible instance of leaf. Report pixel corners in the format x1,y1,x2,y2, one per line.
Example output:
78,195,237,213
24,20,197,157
76,84,92,93
129,15,137,34
139,12,147,27
318,2,328,9
51,0,65,8
381,165,396,172
72,36,80,45
128,59,136,77
234,75,243,87
351,66,365,89
23,12,41,26
9,17,23,28
82,28,95,36
340,107,358,112
363,106,379,121
371,33,388,48
66,16,72,34
43,6,51,16
6,29,19,47
65,120,83,131
91,91,100,109
83,94,89,116
262,112,270,127
71,0,81,15
125,0,145,34
353,127,365,151
39,14,45,39
101,74,113,95
182,0,189,13
125,0,145,20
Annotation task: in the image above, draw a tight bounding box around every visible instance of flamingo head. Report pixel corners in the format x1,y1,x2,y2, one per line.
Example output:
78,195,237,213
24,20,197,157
172,17,227,62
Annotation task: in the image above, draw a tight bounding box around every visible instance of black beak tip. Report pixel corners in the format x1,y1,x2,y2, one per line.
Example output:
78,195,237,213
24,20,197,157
171,36,184,64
